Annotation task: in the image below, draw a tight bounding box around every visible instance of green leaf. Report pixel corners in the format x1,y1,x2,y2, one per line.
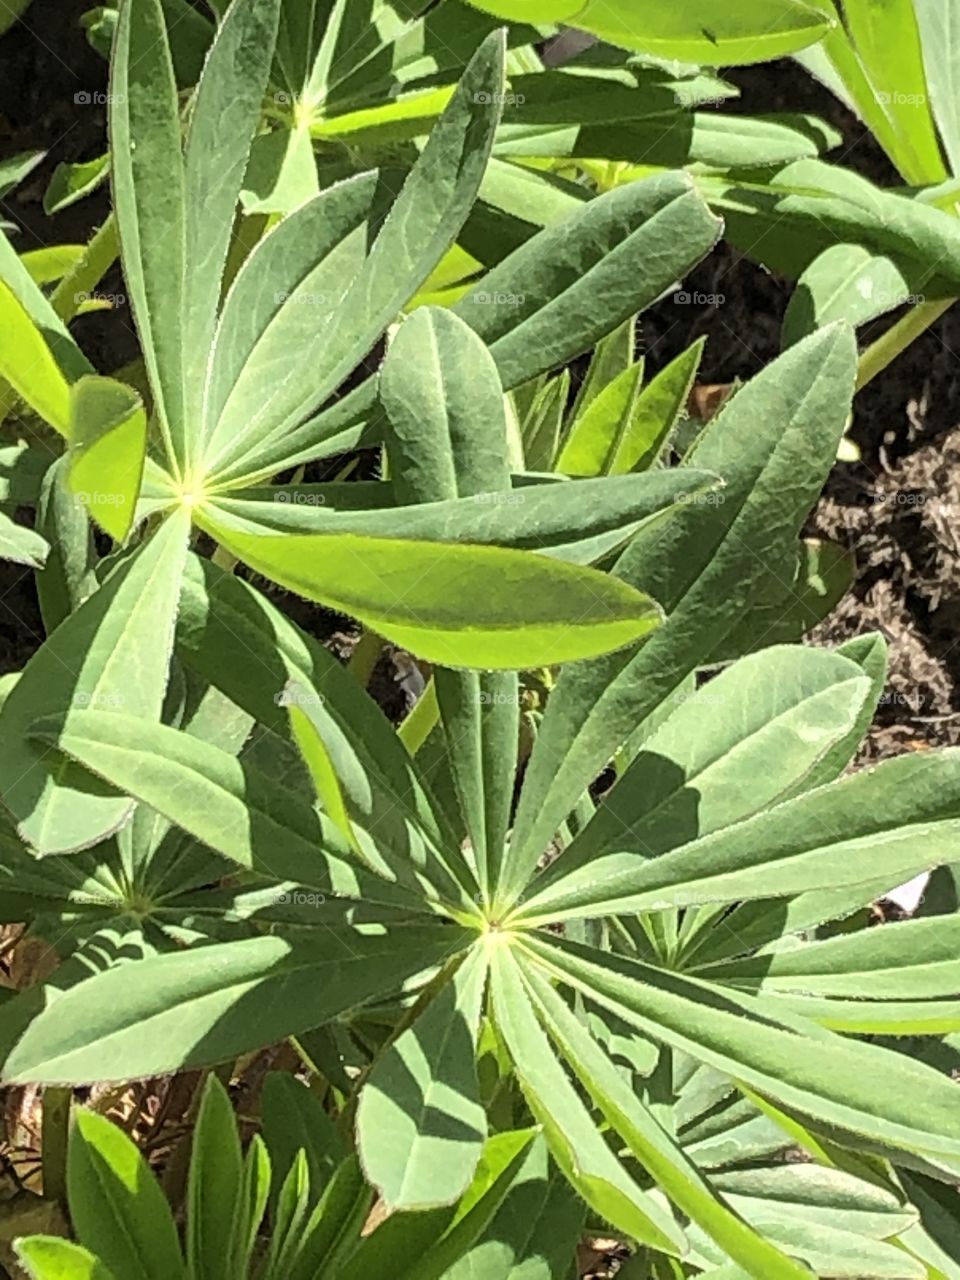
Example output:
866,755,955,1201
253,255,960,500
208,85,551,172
204,31,506,481
186,1076,242,1280
439,1135,585,1280
3,926,469,1083
0,510,47,568
286,1154,372,1280
916,0,960,177
176,554,458,875
0,511,189,855
110,0,187,472
707,913,960,1000
522,933,960,1165
0,278,72,434
31,710,426,910
782,243,915,345
504,324,858,900
707,538,855,660
68,375,147,541
261,1073,344,1208
35,455,97,632
229,1136,270,1278
518,959,811,1280
704,160,960,297
534,644,872,895
44,154,111,215
465,0,831,63
382,305,512,504
559,340,705,477
838,0,945,185
15,1237,119,1280
453,172,721,392
358,948,488,1211
489,942,687,1255
381,304,519,893
197,516,665,670
67,1109,184,1280
209,467,717,566
516,747,960,924
180,0,280,470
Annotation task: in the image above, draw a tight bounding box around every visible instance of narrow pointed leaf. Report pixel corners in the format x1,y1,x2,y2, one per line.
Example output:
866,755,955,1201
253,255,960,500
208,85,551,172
187,1076,242,1280
505,324,857,899
68,375,147,541
109,0,186,468
522,933,960,1164
0,512,189,855
198,516,664,670
518,960,811,1280
358,948,488,1211
489,943,687,1255
67,1110,183,1280
3,926,469,1083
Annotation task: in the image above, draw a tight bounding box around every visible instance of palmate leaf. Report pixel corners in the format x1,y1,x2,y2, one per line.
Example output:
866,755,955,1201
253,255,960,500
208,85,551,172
219,170,722,482
357,947,488,1211
519,933,960,1166
516,748,960,925
29,710,433,912
488,942,687,1255
502,323,858,902
521,643,873,906
516,961,811,1280
0,511,189,856
202,30,507,481
382,305,518,896
175,554,457,862
2,924,468,1084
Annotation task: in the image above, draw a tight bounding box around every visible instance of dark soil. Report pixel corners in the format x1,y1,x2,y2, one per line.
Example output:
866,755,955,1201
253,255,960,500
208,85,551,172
2,14,959,754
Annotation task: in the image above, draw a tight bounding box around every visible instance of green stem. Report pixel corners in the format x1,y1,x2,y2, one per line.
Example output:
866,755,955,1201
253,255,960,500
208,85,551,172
41,1087,72,1203
856,297,956,391
346,629,382,687
51,214,120,324
398,678,438,754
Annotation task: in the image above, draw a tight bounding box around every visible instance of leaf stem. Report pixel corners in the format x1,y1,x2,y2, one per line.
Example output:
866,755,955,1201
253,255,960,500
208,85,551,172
856,297,956,391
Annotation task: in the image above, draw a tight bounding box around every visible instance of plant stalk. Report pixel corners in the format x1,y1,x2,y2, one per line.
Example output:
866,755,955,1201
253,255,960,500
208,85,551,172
856,297,956,391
